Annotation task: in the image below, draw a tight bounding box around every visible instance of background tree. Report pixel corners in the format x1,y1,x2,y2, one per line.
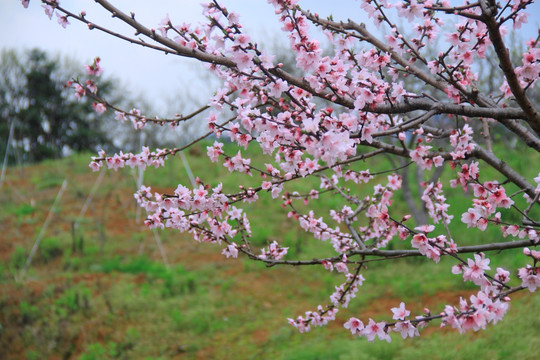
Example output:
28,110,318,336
0,49,116,162
0,48,194,163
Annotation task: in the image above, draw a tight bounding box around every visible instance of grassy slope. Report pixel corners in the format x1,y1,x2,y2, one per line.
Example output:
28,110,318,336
0,142,539,359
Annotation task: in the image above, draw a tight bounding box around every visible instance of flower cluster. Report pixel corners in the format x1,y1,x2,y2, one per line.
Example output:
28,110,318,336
461,180,514,231
441,291,509,333
411,225,457,263
452,253,491,288
258,241,288,261
421,181,453,225
89,147,170,172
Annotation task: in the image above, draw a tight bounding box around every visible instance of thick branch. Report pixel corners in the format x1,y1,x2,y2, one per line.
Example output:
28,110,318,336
480,0,540,135
261,239,538,266
371,109,438,138
371,99,526,119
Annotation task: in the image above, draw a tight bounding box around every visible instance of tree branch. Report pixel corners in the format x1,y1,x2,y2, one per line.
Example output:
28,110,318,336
261,239,538,266
480,0,540,136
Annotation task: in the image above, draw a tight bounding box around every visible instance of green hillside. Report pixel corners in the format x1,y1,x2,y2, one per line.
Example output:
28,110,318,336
1,142,539,359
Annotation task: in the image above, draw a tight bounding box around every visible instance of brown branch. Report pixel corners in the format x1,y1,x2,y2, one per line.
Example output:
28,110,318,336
480,0,540,136
94,0,236,67
52,2,176,54
80,81,231,125
482,119,493,153
259,239,538,266
370,109,438,138
365,98,525,120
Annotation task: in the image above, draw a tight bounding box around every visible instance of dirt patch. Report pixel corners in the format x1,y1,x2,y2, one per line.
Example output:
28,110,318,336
252,328,270,345
196,346,217,360
0,234,14,261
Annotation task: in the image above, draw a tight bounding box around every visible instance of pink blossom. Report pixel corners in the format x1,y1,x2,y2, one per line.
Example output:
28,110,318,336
89,161,101,172
394,321,419,339
259,241,288,261
206,141,224,162
513,12,529,29
321,260,333,271
344,317,364,335
288,317,310,333
302,117,319,133
222,244,239,259
85,80,98,93
335,262,349,274
56,12,70,28
73,84,85,100
463,253,490,285
495,268,510,283
227,206,243,220
518,265,540,292
391,302,410,320
387,174,401,190
267,79,289,97
363,319,391,342
42,4,55,19
433,156,444,167
85,57,103,76
145,213,164,230
461,210,479,228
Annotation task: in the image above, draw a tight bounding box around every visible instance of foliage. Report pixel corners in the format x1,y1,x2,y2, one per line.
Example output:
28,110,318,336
0,49,117,163
10,246,28,270
39,237,63,262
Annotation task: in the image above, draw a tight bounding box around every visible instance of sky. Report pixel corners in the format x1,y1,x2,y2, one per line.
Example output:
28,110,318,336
1,0,539,114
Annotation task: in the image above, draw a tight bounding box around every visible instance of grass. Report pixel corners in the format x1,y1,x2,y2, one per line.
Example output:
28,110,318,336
0,141,538,359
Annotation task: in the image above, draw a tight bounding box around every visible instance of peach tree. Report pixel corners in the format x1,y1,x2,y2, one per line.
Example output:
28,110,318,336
26,0,540,341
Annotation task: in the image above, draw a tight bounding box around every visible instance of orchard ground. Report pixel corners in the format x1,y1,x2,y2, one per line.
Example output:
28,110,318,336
1,142,539,359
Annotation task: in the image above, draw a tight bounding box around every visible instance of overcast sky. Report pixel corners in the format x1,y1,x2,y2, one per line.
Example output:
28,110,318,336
1,0,539,113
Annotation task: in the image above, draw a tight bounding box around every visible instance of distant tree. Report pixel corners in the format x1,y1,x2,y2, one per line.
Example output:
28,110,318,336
0,48,114,163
